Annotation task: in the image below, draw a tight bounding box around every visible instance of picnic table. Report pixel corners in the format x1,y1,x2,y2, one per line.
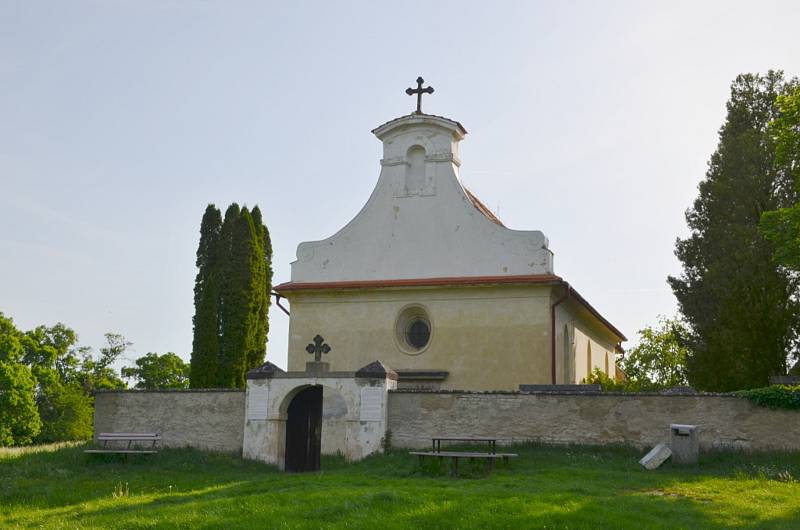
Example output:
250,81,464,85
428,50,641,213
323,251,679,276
84,432,161,455
410,437,517,476
432,437,497,454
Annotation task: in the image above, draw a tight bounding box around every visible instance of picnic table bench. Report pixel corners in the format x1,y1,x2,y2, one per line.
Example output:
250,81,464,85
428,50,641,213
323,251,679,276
84,433,161,455
432,436,497,453
411,437,518,475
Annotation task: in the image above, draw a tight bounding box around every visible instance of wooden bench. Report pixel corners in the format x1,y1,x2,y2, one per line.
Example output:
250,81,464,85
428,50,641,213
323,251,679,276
410,450,518,475
84,433,161,455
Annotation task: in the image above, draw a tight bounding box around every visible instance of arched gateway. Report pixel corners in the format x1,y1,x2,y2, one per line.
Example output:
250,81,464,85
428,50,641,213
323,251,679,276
284,385,322,472
242,355,397,471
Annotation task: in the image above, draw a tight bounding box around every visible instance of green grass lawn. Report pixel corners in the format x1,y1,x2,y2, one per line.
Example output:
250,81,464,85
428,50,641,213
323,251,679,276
1,443,799,529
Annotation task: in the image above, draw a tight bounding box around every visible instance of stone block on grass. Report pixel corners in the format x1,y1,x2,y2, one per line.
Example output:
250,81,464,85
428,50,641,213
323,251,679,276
639,443,672,470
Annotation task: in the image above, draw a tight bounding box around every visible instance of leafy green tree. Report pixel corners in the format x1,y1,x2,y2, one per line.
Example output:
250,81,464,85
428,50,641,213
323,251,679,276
190,204,223,388
668,71,800,391
22,323,85,384
0,313,128,445
0,312,25,363
19,322,94,442
0,360,41,446
76,333,128,393
0,313,42,445
34,370,93,443
761,86,800,271
620,317,690,391
122,352,190,389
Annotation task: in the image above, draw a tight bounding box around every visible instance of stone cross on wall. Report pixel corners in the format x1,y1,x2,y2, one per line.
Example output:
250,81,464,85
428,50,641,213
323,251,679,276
305,335,331,362
406,76,434,114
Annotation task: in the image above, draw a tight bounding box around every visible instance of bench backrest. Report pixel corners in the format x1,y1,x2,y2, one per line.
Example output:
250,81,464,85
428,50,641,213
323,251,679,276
98,433,161,440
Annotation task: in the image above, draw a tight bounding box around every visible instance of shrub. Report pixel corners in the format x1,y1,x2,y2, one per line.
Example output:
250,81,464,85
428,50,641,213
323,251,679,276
736,385,800,410
36,380,94,442
584,368,627,392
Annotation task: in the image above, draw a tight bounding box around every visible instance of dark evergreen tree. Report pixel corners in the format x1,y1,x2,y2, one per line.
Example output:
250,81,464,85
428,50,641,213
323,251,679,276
250,206,273,371
190,205,222,388
668,71,800,391
218,205,259,388
190,202,273,389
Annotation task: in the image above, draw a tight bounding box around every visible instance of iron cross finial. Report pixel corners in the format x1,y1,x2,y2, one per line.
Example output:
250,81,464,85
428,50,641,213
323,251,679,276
406,76,434,114
305,334,331,362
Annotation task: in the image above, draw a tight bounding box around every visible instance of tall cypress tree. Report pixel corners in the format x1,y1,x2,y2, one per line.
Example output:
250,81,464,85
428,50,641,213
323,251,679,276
190,205,222,388
668,71,800,391
250,206,273,371
190,203,273,389
218,205,260,388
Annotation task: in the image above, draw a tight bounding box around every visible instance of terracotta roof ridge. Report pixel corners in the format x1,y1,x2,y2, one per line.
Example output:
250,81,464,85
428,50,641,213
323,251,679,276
462,187,505,227
274,274,562,292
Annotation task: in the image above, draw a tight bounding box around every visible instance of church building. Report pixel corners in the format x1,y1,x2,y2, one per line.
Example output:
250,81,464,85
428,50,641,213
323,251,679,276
274,78,625,391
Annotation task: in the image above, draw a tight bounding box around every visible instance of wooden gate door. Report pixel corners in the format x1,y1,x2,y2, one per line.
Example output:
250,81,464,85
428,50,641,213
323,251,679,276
284,385,323,472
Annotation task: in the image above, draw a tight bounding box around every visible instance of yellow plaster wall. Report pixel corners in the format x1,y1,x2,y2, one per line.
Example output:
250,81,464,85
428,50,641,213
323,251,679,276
285,285,555,391
554,301,619,384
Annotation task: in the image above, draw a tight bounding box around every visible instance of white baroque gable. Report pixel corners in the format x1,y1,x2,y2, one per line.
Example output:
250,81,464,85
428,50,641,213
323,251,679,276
290,113,553,283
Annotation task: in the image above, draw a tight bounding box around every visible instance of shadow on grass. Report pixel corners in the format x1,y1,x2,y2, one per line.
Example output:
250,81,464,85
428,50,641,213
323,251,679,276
0,442,278,511
2,442,800,529
62,471,800,530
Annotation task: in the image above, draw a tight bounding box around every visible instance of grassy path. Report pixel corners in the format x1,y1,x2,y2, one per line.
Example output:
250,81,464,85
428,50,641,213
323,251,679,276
1,443,799,529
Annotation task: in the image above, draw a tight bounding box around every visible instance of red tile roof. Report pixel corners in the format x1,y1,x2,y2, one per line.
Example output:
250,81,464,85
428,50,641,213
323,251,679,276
463,187,505,227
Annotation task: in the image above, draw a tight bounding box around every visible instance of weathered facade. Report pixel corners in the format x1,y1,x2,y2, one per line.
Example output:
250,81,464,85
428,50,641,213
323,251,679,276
93,389,245,452
94,389,800,454
387,390,800,452
275,109,625,390
242,361,397,469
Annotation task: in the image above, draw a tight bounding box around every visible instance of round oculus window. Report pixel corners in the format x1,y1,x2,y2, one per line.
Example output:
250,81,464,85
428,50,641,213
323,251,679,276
395,305,432,354
406,318,431,350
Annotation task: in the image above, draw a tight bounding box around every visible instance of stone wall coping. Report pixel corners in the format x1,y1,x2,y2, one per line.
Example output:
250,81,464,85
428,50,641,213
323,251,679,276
271,371,358,379
93,388,246,394
388,389,740,397
264,370,396,381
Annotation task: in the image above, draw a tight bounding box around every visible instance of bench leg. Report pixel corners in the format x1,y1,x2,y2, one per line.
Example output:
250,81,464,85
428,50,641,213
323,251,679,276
452,457,458,477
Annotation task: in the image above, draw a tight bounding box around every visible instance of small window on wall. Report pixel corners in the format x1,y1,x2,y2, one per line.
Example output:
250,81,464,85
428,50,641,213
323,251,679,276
605,352,610,375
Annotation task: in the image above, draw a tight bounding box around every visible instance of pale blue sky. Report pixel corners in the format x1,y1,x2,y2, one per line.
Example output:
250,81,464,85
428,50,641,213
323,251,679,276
2,1,799,370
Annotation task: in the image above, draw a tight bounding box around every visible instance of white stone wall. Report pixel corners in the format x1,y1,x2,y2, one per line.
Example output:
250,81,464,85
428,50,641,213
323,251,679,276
387,391,800,452
94,388,800,458
93,390,245,452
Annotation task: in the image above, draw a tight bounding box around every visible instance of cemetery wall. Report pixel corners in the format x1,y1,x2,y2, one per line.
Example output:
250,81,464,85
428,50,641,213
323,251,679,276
94,390,245,452
387,390,800,451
